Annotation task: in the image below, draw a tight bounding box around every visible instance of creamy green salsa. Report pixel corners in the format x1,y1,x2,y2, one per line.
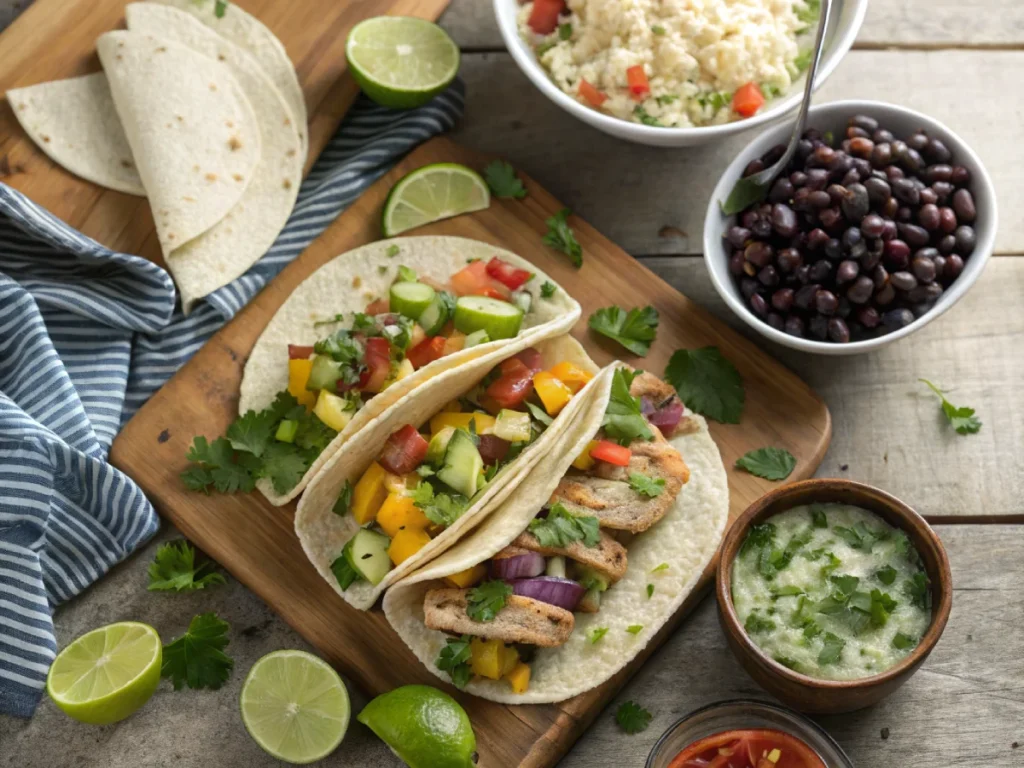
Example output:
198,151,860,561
732,503,932,681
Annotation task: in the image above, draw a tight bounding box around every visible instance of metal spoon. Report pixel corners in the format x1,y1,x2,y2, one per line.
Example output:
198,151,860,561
721,0,834,215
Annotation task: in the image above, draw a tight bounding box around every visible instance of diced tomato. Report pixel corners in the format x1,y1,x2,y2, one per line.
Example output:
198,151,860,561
527,0,564,34
732,82,765,118
365,298,389,315
407,336,447,369
477,434,510,465
359,337,391,393
288,344,315,359
450,261,512,300
479,284,511,300
379,425,430,475
486,359,535,410
486,257,533,291
590,440,631,466
626,65,650,99
578,79,607,107
513,347,544,373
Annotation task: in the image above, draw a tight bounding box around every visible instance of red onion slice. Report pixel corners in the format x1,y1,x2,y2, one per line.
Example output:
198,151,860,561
648,400,684,434
640,396,656,417
490,552,545,580
509,576,584,611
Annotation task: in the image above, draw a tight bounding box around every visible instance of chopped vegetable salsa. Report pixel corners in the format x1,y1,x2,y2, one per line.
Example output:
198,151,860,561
668,728,826,768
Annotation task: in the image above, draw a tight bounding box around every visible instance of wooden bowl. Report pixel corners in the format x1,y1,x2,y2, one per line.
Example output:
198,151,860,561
715,479,952,714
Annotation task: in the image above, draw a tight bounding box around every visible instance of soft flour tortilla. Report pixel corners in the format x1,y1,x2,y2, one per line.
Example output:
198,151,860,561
295,335,601,611
6,73,145,196
96,30,261,259
383,365,730,703
124,4,302,312
152,0,307,160
241,235,581,506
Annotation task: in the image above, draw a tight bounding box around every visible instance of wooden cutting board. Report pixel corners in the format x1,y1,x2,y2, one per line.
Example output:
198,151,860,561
0,0,449,264
110,137,832,767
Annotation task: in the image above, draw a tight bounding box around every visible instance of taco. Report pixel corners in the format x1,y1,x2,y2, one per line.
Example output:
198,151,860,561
295,334,599,610
233,236,579,506
382,365,729,702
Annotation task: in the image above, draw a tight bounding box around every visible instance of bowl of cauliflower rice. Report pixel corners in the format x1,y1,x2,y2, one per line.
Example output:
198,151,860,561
496,0,867,147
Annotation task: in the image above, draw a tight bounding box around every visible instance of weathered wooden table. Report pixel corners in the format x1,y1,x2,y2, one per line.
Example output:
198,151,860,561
2,0,1023,765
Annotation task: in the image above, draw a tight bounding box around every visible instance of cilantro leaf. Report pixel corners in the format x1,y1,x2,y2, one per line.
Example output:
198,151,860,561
651,563,670,573
386,244,400,258
466,580,513,622
615,701,652,734
161,613,233,691
744,611,776,634
540,281,557,298
735,447,796,481
542,208,582,267
602,368,653,445
870,588,898,627
397,265,417,283
436,635,473,689
626,624,643,635
810,504,828,528
697,91,732,111
665,347,744,424
920,379,981,435
633,105,663,126
904,571,932,611
893,632,918,650
587,627,609,644
651,24,666,34
261,443,309,495
528,503,600,548
876,565,897,585
483,160,527,199
180,464,215,493
628,472,665,497
226,409,275,457
147,540,225,592
646,583,654,599
214,0,228,19
412,482,468,528
588,305,659,356
333,480,354,516
817,632,845,665
558,22,572,40
331,546,362,591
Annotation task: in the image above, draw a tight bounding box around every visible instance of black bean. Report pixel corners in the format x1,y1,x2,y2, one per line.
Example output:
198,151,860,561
864,177,891,207
837,296,852,318
749,293,769,317
846,275,875,304
851,115,879,133
896,206,913,223
771,288,795,312
883,308,915,329
841,183,870,222
898,223,930,248
908,282,943,303
808,190,832,209
806,168,830,191
790,170,808,187
772,204,799,238
884,239,910,269
743,159,764,178
890,140,908,162
775,248,801,273
881,220,898,241
857,305,881,328
882,197,900,219
848,136,874,159
951,165,972,186
907,132,929,152
918,204,940,231
836,259,860,284
784,315,805,337
828,317,851,343
932,255,947,279
762,144,786,167
792,186,812,211
814,289,839,315
884,164,905,182
812,146,836,166
729,252,745,276
931,181,954,202
926,164,953,183
919,187,938,206
861,213,886,238
794,283,820,309
945,254,965,280
795,139,815,161
819,207,843,229
795,264,812,284
727,226,752,248
954,225,976,255
846,126,869,140
953,188,976,223
740,210,760,230
809,259,833,282
824,238,843,260
859,245,881,271
870,143,892,169
808,315,829,340
892,177,920,205
938,206,957,234
805,228,828,251
743,241,773,268
912,254,937,283
937,234,956,255
769,178,795,203
890,271,918,292
758,265,780,287
740,278,762,299
766,312,786,331
751,218,773,238
915,246,939,261
873,128,895,144
841,169,861,188
875,282,896,306
925,138,952,164
872,264,889,288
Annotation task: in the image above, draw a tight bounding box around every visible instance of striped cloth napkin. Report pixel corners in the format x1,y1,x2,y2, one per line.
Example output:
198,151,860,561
0,82,464,717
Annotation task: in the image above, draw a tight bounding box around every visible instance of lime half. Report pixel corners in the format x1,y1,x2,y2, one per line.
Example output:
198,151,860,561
347,17,459,109
358,685,477,768
382,163,490,237
46,621,162,725
240,650,350,765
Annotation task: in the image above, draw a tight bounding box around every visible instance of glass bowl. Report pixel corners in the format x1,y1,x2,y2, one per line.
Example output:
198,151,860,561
645,699,854,768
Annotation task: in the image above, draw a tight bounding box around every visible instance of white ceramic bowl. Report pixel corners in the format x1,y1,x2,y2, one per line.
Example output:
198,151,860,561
703,100,998,355
493,0,867,147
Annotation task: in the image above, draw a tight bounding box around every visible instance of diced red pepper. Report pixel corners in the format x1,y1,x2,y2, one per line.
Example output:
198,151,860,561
365,298,390,315
527,0,565,34
477,434,510,465
288,344,315,360
485,359,535,410
513,347,544,373
732,82,765,118
407,336,447,369
626,65,650,100
578,79,607,107
590,440,631,466
358,337,391,393
485,257,533,291
379,425,429,475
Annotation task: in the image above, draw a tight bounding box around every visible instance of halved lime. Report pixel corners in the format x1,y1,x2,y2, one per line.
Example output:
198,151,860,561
346,17,460,109
382,163,490,237
239,650,350,765
358,685,477,768
46,621,162,725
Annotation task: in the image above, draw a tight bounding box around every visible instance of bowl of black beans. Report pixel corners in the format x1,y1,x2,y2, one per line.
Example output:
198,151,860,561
703,100,997,353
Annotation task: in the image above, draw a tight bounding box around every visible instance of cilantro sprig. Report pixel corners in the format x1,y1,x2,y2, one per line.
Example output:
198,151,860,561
615,701,652,734
920,379,981,435
542,208,582,267
628,472,665,497
147,540,225,592
436,635,473,689
734,447,796,481
483,160,527,200
588,305,659,356
161,613,234,691
466,580,513,622
528,503,600,548
411,482,468,527
602,368,653,446
665,346,744,424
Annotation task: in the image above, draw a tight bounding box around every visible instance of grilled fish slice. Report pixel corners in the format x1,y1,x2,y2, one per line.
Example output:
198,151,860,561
423,588,574,647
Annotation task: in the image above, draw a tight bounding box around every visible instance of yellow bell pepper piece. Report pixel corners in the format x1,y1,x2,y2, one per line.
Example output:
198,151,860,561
470,638,505,680
376,493,431,538
548,361,594,393
444,331,466,355
429,412,496,436
351,461,389,525
287,359,316,407
313,390,353,432
388,527,432,566
383,472,419,495
505,661,531,694
573,440,599,471
533,371,573,416
499,644,520,676
444,563,487,589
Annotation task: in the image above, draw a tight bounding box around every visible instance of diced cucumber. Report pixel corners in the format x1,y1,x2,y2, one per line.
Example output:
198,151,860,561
453,296,523,340
389,280,435,320
417,290,455,336
306,355,345,391
511,291,532,315
493,409,532,442
426,426,456,466
275,419,298,443
545,555,566,579
463,329,490,348
578,587,602,613
344,529,391,586
436,428,483,498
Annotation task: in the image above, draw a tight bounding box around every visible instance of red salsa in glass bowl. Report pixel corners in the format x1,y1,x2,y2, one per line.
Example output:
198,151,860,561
668,728,825,768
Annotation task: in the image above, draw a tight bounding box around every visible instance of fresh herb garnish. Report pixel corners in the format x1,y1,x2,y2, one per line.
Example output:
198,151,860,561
869,589,898,627
632,105,663,126
761,83,784,99
147,540,225,592
734,447,796,481
651,24,666,34
542,208,582,267
386,244,400,258
646,584,655,599
817,632,845,665
793,49,812,73
833,522,886,552
411,482,468,527
540,280,557,298
771,585,805,599
876,565,898,585
830,574,860,597
626,624,643,635
525,401,554,427
529,503,601,548
810,505,828,528
483,160,527,200
333,480,354,516
892,632,917,650
904,571,932,610
615,701,652,734
602,368,654,445
587,626,609,644
651,563,670,573
396,265,417,283
330,548,361,590
773,655,801,671
920,379,981,435
558,23,572,40
665,346,744,424
466,580,513,622
628,472,665,497
588,305,659,356
796,0,821,26
535,40,556,56
436,635,473,689
161,613,233,691
696,91,731,111
744,611,776,634
213,0,229,19
655,94,678,105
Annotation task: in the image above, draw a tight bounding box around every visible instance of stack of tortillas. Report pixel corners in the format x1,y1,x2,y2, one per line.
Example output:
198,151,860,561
6,1,307,313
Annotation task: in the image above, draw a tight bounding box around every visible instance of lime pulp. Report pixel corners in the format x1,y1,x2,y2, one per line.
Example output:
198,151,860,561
382,163,490,237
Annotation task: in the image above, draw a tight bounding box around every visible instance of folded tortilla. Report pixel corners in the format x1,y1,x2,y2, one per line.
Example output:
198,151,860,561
124,4,302,312
242,235,581,506
383,364,729,703
296,334,600,611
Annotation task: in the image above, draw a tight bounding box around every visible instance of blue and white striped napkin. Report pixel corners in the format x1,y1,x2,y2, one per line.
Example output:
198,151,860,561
0,83,464,717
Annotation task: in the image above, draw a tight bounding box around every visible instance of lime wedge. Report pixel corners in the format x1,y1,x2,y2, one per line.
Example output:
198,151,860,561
46,621,162,725
358,685,477,768
346,17,460,109
240,650,350,765
382,163,490,237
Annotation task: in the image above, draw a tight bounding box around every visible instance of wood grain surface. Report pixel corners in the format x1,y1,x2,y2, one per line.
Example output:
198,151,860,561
110,137,831,768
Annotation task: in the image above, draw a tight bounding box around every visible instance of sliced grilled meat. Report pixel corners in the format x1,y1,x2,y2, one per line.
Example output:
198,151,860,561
423,588,574,647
